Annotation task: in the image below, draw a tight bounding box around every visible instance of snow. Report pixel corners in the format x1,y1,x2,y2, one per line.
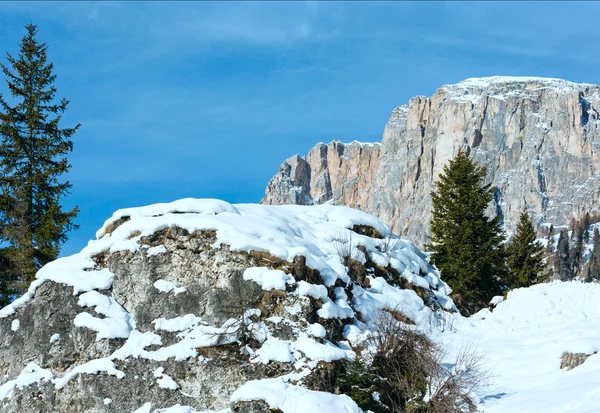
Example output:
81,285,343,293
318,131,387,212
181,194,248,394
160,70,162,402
74,290,134,340
295,281,327,299
489,295,504,306
144,405,230,413
133,403,152,413
231,377,363,413
111,320,239,362
440,281,600,413
308,323,326,338
153,367,180,390
153,280,187,294
252,334,353,366
441,76,594,104
293,337,352,363
147,245,167,256
153,314,201,332
49,333,60,343
243,267,295,291
11,319,19,332
54,358,125,390
252,337,295,364
330,139,381,148
0,363,53,400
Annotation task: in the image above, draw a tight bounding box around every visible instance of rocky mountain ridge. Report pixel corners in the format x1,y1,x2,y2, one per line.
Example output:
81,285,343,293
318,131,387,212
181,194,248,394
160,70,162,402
262,76,600,248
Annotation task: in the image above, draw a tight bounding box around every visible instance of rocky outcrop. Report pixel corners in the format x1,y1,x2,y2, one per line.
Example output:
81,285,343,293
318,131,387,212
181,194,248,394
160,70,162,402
262,77,600,245
0,199,454,412
560,352,594,370
263,141,381,208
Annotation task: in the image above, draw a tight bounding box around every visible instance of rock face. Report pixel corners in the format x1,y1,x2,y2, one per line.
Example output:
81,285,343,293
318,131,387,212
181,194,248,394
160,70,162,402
0,199,454,413
262,77,600,245
263,142,381,208
560,352,594,371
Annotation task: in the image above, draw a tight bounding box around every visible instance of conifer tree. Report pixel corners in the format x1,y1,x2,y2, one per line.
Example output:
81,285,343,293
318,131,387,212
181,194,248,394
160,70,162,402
586,227,600,281
570,220,585,275
506,209,547,288
0,24,79,299
554,229,571,281
583,212,591,244
426,150,506,313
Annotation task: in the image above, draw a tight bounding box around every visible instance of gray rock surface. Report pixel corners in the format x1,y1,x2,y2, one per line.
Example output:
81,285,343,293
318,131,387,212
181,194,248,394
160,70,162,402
0,201,453,412
262,77,600,245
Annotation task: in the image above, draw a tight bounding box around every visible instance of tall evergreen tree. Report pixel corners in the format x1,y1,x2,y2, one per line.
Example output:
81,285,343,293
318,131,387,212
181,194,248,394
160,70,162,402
506,209,547,289
570,220,585,275
583,212,591,244
554,229,571,281
0,24,79,299
586,227,600,281
426,150,506,313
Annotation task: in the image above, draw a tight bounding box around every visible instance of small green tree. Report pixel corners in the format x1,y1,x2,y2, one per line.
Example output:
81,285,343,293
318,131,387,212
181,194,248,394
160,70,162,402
0,24,79,298
426,150,506,313
570,219,585,275
586,227,600,281
506,209,547,289
583,212,591,244
553,229,571,281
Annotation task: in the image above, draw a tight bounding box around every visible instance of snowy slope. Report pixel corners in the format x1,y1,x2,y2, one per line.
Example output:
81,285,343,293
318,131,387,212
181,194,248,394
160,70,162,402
441,281,600,413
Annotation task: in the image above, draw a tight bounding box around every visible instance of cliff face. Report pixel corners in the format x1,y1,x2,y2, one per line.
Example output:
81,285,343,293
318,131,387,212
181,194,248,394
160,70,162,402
263,141,381,208
262,77,600,245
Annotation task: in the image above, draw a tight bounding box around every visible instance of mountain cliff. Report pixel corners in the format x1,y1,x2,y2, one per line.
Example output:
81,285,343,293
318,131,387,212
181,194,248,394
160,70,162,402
262,76,600,247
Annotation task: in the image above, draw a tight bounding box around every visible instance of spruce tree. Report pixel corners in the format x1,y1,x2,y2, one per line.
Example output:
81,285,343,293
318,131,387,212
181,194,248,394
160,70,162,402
554,229,571,281
506,209,547,289
570,220,585,275
583,212,591,244
0,24,79,299
586,227,600,281
426,150,506,313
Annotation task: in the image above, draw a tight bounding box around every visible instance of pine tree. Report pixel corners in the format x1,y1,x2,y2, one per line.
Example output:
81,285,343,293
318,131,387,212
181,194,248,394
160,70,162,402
426,150,506,313
506,209,547,289
583,212,591,244
570,220,585,275
587,227,600,281
0,24,79,299
554,229,572,281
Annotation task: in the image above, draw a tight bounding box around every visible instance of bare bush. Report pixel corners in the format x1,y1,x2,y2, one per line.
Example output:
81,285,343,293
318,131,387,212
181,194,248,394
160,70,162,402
427,344,486,413
333,229,358,267
379,234,402,254
214,270,262,345
343,313,487,413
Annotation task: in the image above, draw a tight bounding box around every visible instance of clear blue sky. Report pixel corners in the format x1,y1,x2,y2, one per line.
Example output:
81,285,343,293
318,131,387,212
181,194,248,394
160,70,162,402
0,1,597,256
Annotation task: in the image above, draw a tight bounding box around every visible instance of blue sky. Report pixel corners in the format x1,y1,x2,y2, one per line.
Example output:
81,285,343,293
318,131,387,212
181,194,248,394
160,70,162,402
0,1,598,255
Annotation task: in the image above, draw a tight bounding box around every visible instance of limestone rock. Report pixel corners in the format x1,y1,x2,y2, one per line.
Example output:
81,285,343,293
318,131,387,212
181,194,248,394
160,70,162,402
0,199,454,412
560,352,594,370
262,77,600,246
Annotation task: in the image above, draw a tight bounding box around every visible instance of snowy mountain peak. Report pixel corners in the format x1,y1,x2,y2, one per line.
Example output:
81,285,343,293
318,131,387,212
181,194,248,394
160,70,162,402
441,76,599,103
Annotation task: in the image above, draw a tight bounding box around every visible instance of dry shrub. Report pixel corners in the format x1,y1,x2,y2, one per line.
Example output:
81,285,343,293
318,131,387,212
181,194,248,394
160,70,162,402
341,313,486,413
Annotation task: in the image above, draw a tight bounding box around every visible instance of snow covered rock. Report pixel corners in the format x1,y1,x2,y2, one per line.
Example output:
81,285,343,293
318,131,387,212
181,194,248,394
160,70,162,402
263,76,600,249
0,199,454,413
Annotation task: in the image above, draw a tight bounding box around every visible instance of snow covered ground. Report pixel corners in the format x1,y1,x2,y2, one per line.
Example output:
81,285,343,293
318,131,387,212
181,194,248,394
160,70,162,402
440,281,600,413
